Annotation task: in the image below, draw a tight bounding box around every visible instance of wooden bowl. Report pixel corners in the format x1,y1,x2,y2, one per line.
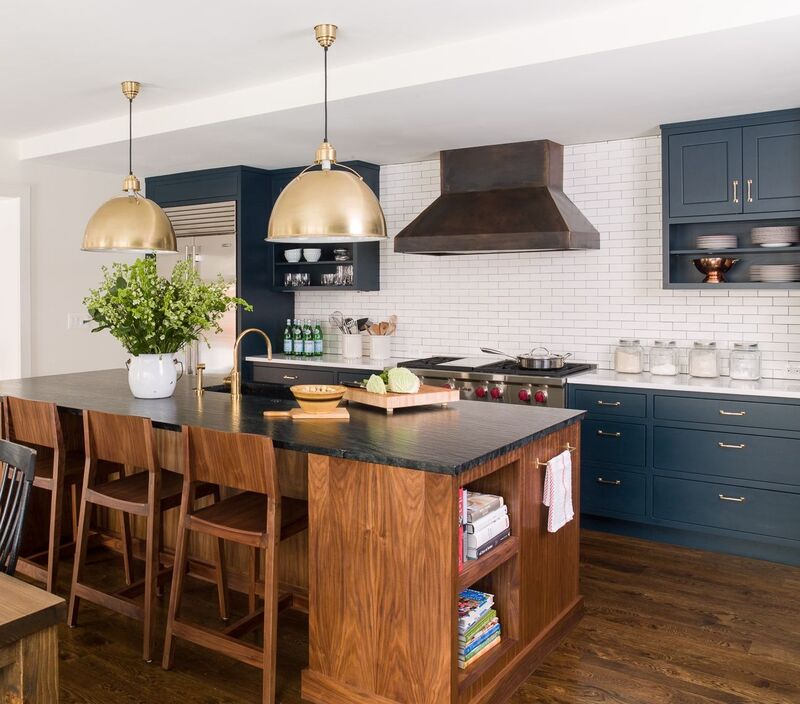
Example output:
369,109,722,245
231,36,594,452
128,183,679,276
290,385,347,413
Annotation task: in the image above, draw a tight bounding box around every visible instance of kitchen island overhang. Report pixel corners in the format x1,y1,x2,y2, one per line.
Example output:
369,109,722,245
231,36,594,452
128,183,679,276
0,369,585,704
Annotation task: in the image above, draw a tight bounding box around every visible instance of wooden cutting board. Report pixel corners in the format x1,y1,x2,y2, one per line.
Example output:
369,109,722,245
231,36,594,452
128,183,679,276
343,384,460,414
263,407,350,421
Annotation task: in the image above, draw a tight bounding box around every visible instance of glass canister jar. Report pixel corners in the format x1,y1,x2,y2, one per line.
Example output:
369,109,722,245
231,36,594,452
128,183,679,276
649,340,679,376
729,342,761,380
614,339,644,374
689,341,719,378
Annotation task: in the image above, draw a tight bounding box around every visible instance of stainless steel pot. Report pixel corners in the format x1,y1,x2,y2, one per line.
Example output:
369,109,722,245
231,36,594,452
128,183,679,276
481,346,572,370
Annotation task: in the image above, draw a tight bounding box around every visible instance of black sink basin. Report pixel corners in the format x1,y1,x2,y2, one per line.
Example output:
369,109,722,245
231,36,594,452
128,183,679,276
203,382,293,400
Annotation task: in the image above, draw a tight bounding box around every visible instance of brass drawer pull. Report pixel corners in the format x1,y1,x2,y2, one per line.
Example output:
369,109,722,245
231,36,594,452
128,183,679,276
719,409,746,417
718,494,746,503
732,179,739,204
282,374,299,380
597,400,621,407
596,430,622,438
597,477,622,486
746,178,753,203
718,442,746,450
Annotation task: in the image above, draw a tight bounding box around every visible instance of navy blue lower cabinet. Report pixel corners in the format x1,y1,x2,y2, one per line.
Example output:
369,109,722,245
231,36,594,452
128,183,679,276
568,383,800,565
582,419,646,467
653,426,800,486
581,466,646,518
653,476,800,542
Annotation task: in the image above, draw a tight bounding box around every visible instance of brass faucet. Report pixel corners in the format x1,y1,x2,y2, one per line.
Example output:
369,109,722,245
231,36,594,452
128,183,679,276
229,328,272,400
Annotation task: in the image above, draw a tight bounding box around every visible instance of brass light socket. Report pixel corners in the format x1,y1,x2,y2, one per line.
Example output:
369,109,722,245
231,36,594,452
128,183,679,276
314,141,337,165
121,81,141,100
314,24,337,48
122,174,141,192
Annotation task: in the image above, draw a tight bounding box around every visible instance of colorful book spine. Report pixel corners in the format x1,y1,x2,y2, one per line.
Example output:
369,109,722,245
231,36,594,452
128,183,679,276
462,622,501,657
459,609,497,643
458,634,502,668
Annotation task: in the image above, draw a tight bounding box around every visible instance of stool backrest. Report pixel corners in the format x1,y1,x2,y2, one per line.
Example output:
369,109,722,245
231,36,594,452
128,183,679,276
183,426,278,497
84,410,159,472
0,439,37,575
2,396,62,451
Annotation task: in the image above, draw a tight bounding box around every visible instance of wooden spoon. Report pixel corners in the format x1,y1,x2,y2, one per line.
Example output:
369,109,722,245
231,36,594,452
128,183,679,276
370,323,381,336
379,322,389,336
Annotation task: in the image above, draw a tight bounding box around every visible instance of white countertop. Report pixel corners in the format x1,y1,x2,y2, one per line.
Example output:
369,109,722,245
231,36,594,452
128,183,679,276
245,353,409,371
568,369,800,400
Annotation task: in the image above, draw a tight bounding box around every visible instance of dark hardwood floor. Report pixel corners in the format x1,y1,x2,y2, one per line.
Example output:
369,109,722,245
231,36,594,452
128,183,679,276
49,530,800,703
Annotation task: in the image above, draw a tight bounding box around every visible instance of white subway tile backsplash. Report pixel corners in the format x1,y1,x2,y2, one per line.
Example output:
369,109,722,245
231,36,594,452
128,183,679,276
294,136,800,379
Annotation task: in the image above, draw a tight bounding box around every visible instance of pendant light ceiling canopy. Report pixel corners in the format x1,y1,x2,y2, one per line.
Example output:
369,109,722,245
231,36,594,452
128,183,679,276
267,24,387,243
82,81,177,253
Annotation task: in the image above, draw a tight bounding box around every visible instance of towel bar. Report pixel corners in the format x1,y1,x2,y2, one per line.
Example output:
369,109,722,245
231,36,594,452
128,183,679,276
536,443,576,468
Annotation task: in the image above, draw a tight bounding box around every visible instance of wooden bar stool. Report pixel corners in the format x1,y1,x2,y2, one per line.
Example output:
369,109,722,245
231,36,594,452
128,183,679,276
163,425,308,704
2,397,84,592
67,410,226,663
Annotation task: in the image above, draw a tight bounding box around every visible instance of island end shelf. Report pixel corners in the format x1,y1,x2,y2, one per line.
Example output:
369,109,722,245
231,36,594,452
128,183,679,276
0,370,584,704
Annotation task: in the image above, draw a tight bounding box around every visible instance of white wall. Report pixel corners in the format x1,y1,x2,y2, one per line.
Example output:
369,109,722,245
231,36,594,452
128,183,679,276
0,196,21,379
295,136,800,379
0,139,134,377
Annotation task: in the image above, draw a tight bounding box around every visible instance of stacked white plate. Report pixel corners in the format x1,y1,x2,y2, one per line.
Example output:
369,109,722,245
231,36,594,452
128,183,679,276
750,264,800,282
696,234,737,249
751,226,800,248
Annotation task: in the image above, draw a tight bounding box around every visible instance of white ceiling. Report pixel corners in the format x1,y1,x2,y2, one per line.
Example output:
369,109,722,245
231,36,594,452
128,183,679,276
5,0,800,175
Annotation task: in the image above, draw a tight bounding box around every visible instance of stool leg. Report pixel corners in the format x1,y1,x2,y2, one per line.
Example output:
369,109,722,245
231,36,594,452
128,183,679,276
261,501,280,704
163,490,191,670
67,494,94,627
46,483,64,592
214,538,230,621
70,483,79,541
142,474,161,663
248,547,259,613
120,512,135,585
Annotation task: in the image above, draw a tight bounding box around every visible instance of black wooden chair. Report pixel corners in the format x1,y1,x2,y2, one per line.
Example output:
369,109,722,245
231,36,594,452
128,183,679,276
0,438,37,576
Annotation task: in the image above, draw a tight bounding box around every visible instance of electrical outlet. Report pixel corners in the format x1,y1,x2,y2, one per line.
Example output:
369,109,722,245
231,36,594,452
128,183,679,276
786,365,800,378
66,313,84,330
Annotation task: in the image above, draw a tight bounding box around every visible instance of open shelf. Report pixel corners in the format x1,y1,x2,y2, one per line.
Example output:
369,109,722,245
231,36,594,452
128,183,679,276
458,637,518,691
275,260,353,266
276,286,357,292
458,536,519,591
670,246,799,255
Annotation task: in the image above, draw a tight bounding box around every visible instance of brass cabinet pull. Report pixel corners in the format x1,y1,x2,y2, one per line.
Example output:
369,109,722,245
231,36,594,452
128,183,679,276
597,477,622,486
282,374,299,380
718,494,746,503
596,430,622,438
746,178,753,203
718,441,746,450
719,409,746,416
732,179,739,203
597,400,621,407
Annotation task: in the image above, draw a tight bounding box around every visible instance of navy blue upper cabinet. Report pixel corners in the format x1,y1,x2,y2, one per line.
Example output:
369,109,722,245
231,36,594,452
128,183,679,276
743,120,800,213
668,128,742,217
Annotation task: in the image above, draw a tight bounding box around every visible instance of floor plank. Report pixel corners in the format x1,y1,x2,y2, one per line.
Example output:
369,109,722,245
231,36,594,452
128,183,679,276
43,530,800,703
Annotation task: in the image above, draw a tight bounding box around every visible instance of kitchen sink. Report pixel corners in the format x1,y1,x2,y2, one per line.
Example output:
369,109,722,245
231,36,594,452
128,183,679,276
203,382,293,400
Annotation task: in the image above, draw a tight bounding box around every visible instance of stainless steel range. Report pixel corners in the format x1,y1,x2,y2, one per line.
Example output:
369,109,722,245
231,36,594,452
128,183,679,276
399,356,596,407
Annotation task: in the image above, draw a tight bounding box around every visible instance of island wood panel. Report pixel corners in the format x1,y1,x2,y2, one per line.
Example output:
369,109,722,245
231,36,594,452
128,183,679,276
457,423,582,704
304,453,458,704
92,429,310,596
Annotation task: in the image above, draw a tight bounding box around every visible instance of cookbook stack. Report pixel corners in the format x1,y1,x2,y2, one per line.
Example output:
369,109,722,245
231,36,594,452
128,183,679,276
459,490,511,566
457,589,502,669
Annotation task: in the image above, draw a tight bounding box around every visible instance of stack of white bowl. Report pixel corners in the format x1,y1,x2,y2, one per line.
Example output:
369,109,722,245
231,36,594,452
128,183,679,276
751,226,800,248
750,264,800,283
696,234,737,249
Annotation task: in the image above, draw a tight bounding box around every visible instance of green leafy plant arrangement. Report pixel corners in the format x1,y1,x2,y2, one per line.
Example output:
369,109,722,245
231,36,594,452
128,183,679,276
84,257,251,356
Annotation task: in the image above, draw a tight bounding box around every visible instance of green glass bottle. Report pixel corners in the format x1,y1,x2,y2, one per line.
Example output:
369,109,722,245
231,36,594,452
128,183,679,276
292,319,303,357
283,318,292,355
303,319,314,357
313,320,324,357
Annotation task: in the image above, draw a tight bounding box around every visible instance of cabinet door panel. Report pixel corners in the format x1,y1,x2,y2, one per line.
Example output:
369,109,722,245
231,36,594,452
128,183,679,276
668,129,742,217
743,121,800,213
581,465,646,517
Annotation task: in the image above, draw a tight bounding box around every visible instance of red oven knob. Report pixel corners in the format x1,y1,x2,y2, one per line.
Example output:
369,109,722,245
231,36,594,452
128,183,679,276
490,386,503,400
518,389,532,402
475,386,487,398
534,390,548,404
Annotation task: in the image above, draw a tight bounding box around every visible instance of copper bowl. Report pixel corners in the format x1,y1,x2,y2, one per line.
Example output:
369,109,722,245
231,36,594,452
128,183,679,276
693,257,739,284
290,384,346,413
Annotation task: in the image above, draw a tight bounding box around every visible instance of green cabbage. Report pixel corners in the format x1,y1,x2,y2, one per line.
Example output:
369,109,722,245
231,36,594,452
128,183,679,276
365,374,387,395
387,367,421,394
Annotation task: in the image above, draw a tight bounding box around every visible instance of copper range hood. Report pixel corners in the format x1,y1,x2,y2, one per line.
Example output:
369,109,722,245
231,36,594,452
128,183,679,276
393,140,599,255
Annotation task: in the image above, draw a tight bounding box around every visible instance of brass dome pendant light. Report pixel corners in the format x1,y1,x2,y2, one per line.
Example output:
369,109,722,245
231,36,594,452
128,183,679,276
82,81,177,252
267,24,387,242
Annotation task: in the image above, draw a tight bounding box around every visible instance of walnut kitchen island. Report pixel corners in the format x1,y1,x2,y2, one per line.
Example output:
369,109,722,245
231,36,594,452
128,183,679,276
0,369,584,704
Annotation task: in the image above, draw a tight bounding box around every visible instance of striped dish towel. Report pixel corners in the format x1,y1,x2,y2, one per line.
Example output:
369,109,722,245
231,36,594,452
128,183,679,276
542,450,574,533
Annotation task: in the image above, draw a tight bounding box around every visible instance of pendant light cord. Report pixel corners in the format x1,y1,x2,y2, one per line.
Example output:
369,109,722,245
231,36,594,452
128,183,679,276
323,46,328,142
128,97,133,176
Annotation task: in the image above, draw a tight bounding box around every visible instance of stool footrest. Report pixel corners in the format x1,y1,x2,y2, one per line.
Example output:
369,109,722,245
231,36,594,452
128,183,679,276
73,582,145,622
171,619,263,669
